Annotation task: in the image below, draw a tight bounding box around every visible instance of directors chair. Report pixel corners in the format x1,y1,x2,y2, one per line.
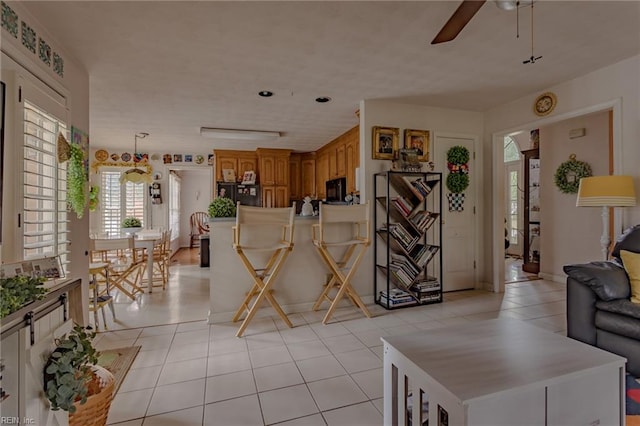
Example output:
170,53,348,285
232,202,296,337
90,236,145,300
312,202,372,324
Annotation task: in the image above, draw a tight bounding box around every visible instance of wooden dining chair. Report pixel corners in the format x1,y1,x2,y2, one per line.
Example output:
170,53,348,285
190,212,210,248
90,236,145,300
311,202,372,324
89,262,116,330
231,202,296,337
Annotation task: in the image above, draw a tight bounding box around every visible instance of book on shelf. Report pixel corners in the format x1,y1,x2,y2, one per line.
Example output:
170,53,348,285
410,211,439,233
401,177,438,199
390,253,420,277
379,289,417,306
387,223,419,252
410,244,439,267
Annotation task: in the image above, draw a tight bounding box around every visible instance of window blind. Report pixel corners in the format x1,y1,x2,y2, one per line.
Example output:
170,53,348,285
100,171,146,235
169,172,180,239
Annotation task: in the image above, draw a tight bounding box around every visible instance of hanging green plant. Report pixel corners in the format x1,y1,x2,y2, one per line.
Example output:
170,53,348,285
446,173,470,194
67,144,87,218
554,154,592,194
446,145,470,165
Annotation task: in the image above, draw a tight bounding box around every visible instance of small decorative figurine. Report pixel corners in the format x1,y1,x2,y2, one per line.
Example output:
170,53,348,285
301,196,314,216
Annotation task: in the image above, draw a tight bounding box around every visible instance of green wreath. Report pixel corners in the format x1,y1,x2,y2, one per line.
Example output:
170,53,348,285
554,154,592,194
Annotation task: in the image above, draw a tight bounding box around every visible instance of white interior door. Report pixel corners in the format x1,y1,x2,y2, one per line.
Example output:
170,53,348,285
433,136,477,291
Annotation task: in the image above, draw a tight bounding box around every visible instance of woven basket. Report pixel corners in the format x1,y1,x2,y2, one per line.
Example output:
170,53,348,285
57,133,70,163
69,365,115,426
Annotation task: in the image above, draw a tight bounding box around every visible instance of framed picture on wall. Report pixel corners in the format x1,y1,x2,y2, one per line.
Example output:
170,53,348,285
404,129,430,162
372,126,399,160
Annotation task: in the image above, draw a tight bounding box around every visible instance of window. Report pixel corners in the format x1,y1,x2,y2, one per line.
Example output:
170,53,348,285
169,172,180,239
99,170,146,236
504,136,521,246
504,136,521,163
22,101,69,265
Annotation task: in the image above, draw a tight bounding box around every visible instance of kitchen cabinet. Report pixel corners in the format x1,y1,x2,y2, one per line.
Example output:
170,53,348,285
213,150,257,183
262,185,289,208
346,139,357,194
337,144,346,177
289,154,301,200
301,153,316,197
328,148,337,178
257,148,291,207
316,151,329,199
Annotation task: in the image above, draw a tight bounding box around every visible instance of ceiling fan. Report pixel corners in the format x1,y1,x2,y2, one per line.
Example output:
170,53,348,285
431,0,530,45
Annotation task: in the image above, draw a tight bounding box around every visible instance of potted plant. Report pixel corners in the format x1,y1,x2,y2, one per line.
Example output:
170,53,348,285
0,275,48,318
121,217,142,234
208,197,236,218
44,325,114,425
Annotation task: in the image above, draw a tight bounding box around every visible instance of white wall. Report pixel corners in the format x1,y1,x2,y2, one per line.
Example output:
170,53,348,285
1,3,90,322
539,111,609,278
359,100,485,295
485,55,640,287
178,169,211,247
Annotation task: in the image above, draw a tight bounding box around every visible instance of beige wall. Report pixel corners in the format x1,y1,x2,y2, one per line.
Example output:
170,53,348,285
484,55,639,287
539,111,609,278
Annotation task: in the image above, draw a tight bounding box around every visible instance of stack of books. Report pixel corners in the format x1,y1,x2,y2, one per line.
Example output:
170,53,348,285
411,276,441,303
410,211,439,233
379,288,417,307
389,253,420,287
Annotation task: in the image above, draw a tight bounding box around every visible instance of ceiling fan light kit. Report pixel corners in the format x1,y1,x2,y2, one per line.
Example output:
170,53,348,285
121,132,152,185
200,127,281,141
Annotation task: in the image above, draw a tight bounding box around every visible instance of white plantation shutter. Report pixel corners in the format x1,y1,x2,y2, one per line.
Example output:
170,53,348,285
169,172,180,239
22,100,69,265
99,170,146,235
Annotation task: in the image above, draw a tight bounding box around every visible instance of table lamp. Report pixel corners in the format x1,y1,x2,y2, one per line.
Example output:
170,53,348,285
576,175,636,260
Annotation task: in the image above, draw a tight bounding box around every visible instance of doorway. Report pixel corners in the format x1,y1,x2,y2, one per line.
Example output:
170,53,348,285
168,166,212,265
492,101,621,292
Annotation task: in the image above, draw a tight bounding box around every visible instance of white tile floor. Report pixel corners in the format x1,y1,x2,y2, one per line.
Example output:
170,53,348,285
97,263,566,425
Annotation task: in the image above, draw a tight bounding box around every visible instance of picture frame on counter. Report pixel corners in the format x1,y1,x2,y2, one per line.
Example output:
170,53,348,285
372,126,399,160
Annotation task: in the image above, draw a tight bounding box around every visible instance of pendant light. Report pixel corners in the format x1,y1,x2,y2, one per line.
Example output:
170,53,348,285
120,132,152,184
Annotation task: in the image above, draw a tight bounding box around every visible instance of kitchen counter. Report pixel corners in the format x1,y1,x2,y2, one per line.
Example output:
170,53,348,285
207,216,372,323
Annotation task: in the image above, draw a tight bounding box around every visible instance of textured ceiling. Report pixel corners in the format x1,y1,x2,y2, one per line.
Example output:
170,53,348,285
21,1,640,153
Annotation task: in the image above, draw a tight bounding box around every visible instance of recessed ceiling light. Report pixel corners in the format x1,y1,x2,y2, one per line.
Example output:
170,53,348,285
315,96,332,103
258,91,274,97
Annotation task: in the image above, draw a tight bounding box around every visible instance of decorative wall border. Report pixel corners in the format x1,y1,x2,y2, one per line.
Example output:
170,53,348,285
1,1,64,77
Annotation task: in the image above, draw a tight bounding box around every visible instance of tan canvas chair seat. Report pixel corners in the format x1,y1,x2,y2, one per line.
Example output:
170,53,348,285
89,262,116,331
312,202,372,324
232,202,296,337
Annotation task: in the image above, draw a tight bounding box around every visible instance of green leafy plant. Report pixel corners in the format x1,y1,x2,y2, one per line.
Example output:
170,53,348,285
0,275,48,318
446,145,470,165
446,173,470,194
88,186,99,212
121,217,142,228
67,144,87,219
44,325,100,413
208,197,236,218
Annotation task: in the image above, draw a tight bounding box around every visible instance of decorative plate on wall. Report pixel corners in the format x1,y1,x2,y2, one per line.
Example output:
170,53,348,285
121,152,132,162
110,153,120,161
195,155,205,164
95,149,108,161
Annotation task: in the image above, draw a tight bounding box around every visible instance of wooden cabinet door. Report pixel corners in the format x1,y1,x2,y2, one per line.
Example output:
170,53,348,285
216,156,238,182
301,158,316,197
262,185,275,208
275,186,289,208
337,143,346,177
316,152,328,199
274,156,289,186
328,149,337,178
289,155,301,200
345,141,356,194
260,157,276,185
238,157,257,178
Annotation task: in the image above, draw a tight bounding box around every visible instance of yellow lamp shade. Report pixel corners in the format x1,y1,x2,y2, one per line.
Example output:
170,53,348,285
576,175,636,207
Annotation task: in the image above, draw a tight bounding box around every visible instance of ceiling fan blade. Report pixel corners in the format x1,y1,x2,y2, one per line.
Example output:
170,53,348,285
431,0,487,45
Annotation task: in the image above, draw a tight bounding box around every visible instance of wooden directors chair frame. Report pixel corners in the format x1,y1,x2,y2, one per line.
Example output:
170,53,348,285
312,202,372,324
232,202,296,337
89,236,145,300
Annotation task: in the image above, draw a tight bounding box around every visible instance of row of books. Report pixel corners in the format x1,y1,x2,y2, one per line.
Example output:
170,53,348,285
383,223,419,252
409,244,439,268
392,196,414,217
410,276,441,293
402,177,438,200
409,211,439,233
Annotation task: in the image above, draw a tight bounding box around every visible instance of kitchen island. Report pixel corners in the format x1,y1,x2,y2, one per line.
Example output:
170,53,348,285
208,216,372,324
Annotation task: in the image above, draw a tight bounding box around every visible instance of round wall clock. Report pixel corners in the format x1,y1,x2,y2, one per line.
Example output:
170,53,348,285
534,92,557,116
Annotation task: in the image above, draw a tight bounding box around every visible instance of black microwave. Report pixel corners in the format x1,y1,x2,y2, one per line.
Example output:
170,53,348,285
326,177,347,202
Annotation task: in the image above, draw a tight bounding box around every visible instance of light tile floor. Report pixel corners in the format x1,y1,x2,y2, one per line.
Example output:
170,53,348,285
96,263,567,426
